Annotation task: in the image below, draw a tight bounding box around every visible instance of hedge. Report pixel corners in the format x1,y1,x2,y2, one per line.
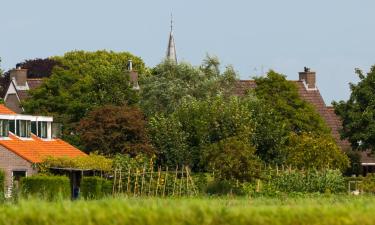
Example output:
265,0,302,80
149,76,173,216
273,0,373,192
20,175,70,200
0,170,4,201
80,176,112,199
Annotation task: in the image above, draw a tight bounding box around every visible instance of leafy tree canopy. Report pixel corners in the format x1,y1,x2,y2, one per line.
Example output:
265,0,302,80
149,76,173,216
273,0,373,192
333,66,375,151
23,50,145,146
254,70,330,135
284,132,349,171
77,105,154,157
139,55,237,116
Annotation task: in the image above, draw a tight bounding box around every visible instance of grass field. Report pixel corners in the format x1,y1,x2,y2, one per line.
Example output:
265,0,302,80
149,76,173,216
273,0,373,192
0,195,374,225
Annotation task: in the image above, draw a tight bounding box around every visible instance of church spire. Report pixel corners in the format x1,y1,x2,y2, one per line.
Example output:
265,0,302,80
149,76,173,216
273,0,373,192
166,14,177,63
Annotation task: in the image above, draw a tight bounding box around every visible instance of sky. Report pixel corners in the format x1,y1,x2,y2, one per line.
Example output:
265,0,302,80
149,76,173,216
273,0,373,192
1,0,374,104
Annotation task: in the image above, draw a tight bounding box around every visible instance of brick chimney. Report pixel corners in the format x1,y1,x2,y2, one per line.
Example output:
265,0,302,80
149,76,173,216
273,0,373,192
128,60,139,90
299,67,316,89
10,67,27,86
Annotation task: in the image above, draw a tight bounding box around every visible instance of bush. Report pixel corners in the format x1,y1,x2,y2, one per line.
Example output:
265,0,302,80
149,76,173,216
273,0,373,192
205,180,245,196
80,177,112,199
20,175,70,200
0,170,4,201
265,169,346,194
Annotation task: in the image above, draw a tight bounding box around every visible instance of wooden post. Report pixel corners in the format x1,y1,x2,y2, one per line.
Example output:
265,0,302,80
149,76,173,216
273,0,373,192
126,167,131,194
155,166,161,196
173,165,178,196
148,165,154,196
134,168,139,197
113,169,117,196
140,166,146,196
186,166,189,196
163,166,168,197
179,166,184,197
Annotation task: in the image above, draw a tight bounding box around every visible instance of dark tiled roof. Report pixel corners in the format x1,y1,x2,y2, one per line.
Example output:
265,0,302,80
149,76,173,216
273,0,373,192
14,79,44,101
27,79,43,89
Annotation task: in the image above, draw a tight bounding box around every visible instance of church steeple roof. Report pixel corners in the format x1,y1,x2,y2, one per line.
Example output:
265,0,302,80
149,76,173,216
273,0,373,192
166,15,177,63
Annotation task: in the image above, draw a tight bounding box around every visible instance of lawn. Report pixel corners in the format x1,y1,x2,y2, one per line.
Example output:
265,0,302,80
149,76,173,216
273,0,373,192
0,195,374,225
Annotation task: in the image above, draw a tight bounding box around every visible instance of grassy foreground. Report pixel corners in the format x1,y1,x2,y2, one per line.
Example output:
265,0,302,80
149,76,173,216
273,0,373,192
1,196,375,225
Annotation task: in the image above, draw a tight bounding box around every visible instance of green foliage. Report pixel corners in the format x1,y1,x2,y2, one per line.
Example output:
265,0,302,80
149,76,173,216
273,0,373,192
149,96,254,171
140,56,236,116
203,137,262,182
265,169,346,194
344,151,363,176
22,50,145,146
39,154,113,172
77,105,154,156
254,70,330,135
20,175,70,200
333,66,375,151
205,180,245,196
0,170,4,201
284,133,350,171
80,177,112,199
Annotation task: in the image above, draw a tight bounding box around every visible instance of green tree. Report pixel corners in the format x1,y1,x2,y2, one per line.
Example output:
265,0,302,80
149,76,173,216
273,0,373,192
140,56,236,116
203,136,262,182
333,66,375,151
22,50,145,146
284,132,349,171
77,105,154,156
149,95,254,171
254,70,330,134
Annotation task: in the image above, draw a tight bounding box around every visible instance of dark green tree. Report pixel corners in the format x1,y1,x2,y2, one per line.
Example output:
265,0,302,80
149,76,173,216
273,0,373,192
254,70,330,135
333,66,375,151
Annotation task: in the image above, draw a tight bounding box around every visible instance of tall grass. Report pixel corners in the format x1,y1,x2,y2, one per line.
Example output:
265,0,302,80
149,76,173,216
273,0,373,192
0,196,374,225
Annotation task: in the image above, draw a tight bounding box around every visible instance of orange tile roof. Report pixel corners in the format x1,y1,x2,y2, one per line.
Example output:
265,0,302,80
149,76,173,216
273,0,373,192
0,134,87,163
0,104,17,115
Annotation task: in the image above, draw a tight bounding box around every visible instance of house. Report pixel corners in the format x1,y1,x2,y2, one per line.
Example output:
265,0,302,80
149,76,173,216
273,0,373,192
0,104,86,195
234,67,375,175
3,67,43,113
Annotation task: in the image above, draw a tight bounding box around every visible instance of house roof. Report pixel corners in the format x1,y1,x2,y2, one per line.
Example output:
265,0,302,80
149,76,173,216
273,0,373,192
233,79,352,150
0,134,86,163
0,105,17,115
17,79,44,101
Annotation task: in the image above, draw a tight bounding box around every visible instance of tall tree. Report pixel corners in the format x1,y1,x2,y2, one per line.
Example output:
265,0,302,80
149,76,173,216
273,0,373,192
254,70,330,135
140,56,237,116
333,66,375,151
23,50,146,146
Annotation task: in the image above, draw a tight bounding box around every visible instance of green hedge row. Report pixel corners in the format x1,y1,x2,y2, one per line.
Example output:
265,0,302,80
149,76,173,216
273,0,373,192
80,176,112,199
0,170,4,201
20,175,70,200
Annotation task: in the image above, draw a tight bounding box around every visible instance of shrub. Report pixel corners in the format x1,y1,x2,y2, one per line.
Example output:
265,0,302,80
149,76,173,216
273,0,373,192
0,170,4,201
205,180,245,196
80,177,112,199
20,175,70,200
265,169,346,194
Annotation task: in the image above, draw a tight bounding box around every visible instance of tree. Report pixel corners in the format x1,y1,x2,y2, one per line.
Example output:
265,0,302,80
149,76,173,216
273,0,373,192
22,50,145,146
254,70,330,135
284,132,349,171
77,105,154,156
140,56,236,116
149,95,254,171
203,137,262,182
333,66,375,151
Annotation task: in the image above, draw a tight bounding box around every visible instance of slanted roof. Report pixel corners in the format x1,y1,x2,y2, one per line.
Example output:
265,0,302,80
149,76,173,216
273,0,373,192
0,105,17,115
233,80,352,151
0,134,86,163
16,79,43,101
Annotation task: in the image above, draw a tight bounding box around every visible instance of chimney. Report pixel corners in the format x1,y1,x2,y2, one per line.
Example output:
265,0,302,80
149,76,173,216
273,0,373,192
299,67,316,89
10,66,27,86
128,60,139,90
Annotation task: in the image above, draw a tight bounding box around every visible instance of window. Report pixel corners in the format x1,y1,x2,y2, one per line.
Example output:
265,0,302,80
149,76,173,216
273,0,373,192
12,170,26,189
16,120,31,138
38,121,48,138
0,120,9,137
